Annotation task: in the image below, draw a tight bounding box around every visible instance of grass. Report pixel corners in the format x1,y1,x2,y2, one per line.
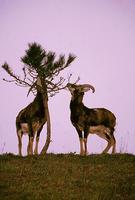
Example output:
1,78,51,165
0,153,135,200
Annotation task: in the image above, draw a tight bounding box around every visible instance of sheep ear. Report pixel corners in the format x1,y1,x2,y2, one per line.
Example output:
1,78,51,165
69,86,75,93
67,83,75,93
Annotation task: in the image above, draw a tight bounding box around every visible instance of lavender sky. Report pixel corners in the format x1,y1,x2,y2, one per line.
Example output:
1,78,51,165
0,0,135,155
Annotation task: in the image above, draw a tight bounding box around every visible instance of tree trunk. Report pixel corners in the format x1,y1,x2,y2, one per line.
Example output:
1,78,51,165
40,81,51,155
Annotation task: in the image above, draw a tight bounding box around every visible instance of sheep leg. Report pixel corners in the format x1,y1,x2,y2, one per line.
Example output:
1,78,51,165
17,130,22,156
111,135,116,153
83,138,88,155
102,141,112,153
79,138,84,155
27,123,34,155
75,127,84,155
84,127,89,155
29,136,34,155
34,137,39,155
102,135,116,154
34,125,43,155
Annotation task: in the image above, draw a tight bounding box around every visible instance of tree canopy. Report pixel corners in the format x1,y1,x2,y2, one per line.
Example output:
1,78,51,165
2,42,76,96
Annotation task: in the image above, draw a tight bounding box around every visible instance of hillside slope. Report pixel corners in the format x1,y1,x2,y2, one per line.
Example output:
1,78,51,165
0,153,135,200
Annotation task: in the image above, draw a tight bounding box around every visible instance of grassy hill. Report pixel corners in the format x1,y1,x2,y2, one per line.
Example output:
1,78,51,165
0,153,135,200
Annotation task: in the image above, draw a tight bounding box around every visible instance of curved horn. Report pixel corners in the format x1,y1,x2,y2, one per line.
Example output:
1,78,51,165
79,84,95,93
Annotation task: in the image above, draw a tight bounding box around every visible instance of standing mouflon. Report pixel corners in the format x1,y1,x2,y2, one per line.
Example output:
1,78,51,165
67,83,116,155
16,86,46,156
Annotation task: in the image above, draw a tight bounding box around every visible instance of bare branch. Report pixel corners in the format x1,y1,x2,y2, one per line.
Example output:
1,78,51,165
27,81,37,96
2,62,32,88
67,73,72,83
3,78,16,83
22,67,27,81
74,76,80,84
